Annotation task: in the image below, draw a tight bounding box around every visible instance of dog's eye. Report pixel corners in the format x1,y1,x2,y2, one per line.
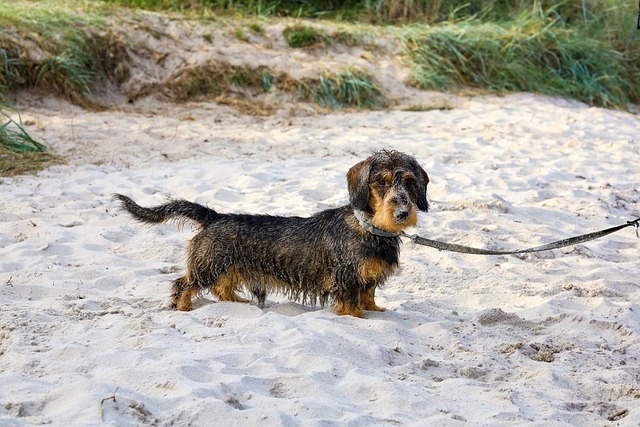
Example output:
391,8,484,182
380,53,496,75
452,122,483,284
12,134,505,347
404,177,417,188
377,178,389,187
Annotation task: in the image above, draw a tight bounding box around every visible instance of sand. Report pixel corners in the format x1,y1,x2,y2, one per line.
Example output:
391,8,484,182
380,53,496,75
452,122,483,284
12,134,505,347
1,92,639,426
1,12,640,426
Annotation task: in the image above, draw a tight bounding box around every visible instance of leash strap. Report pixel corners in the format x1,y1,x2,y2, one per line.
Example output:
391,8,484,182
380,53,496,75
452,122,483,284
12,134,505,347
401,217,640,256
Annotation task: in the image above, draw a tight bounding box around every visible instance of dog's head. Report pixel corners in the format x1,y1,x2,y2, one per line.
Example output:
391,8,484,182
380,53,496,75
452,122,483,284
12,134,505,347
347,150,429,233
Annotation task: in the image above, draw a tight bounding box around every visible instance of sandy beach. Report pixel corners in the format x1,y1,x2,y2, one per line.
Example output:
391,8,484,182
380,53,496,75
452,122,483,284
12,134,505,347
1,91,639,426
2,10,640,425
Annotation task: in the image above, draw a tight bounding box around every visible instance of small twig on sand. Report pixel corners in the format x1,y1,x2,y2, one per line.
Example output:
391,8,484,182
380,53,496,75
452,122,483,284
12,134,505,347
607,408,629,422
100,386,119,420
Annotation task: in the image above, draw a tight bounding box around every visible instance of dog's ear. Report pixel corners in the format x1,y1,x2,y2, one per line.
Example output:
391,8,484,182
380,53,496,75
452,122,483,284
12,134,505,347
414,164,430,212
347,158,372,210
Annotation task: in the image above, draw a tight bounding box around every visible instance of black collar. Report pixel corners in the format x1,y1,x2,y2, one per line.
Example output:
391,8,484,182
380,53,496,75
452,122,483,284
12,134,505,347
353,210,401,238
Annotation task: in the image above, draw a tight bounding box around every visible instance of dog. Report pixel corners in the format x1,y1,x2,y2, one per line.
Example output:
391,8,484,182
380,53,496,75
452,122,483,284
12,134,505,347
113,149,429,317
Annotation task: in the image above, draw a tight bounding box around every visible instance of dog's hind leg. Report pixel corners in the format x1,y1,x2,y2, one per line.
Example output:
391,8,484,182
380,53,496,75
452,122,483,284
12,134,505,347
171,276,199,311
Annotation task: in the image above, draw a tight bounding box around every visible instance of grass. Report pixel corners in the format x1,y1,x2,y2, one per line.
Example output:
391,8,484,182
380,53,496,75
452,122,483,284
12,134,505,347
0,108,45,153
1,2,385,112
141,59,384,110
0,4,129,108
247,22,265,35
159,61,275,99
2,1,637,110
103,0,640,110
301,69,384,109
234,28,250,42
103,0,640,31
399,14,640,109
0,105,59,176
402,102,453,112
283,24,326,48
1,0,638,112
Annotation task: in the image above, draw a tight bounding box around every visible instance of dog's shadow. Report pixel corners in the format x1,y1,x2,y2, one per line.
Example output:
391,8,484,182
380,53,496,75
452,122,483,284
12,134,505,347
191,297,323,317
263,301,321,317
191,297,395,320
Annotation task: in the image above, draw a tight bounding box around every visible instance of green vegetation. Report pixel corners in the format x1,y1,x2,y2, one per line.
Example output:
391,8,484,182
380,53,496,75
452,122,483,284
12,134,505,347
0,107,44,153
99,1,640,110
163,62,276,99
247,22,265,35
234,28,250,42
283,24,326,48
399,14,639,108
138,60,383,110
0,4,129,108
1,0,637,110
0,105,59,176
107,0,636,31
402,102,453,112
301,69,383,109
235,23,265,41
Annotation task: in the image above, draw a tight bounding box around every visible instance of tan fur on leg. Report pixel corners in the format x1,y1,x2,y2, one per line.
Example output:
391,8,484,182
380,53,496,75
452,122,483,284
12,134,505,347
361,287,385,312
212,269,250,303
334,300,364,318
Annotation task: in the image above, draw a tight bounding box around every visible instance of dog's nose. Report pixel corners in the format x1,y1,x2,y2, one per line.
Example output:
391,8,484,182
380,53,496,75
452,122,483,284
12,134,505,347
394,209,409,222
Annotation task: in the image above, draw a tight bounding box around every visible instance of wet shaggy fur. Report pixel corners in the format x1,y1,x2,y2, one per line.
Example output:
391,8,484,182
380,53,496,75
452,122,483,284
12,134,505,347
114,149,429,318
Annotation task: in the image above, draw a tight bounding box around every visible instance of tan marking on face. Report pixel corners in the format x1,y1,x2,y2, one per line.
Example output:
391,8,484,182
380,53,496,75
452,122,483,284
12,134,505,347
368,173,418,233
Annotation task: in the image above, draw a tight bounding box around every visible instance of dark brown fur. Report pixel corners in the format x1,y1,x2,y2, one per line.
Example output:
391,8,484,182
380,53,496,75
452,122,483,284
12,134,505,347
114,149,429,318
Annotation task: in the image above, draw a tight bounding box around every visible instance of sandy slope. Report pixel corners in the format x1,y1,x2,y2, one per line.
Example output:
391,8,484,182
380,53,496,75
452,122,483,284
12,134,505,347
1,11,640,427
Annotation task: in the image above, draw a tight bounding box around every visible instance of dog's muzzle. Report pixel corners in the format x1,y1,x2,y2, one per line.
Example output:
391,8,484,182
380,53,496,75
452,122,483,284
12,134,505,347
392,193,411,223
394,209,409,222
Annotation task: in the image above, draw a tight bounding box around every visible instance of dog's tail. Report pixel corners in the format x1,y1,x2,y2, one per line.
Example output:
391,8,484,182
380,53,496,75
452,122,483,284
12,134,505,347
113,194,218,228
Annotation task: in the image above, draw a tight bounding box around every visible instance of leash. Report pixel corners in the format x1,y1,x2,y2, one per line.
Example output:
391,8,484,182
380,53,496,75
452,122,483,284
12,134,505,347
354,210,640,255
402,218,640,255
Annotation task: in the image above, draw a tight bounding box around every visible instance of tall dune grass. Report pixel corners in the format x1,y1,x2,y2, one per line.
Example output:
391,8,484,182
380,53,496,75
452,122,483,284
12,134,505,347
0,5,128,107
399,13,640,108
